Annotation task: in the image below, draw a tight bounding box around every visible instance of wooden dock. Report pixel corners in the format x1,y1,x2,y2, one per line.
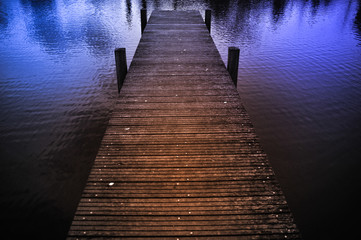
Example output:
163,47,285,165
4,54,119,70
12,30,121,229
67,10,301,239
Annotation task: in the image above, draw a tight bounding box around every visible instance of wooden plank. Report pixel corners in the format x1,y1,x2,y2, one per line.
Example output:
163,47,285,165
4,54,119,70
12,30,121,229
71,213,294,222
108,117,251,126
67,10,301,240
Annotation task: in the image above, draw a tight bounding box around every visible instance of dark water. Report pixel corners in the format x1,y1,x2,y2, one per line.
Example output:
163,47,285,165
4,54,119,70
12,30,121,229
0,0,360,239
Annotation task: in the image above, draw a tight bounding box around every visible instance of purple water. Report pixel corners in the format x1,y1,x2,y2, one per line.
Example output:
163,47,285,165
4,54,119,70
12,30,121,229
1,0,360,239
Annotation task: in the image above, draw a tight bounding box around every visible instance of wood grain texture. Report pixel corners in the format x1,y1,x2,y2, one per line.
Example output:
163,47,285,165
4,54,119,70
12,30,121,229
67,10,301,239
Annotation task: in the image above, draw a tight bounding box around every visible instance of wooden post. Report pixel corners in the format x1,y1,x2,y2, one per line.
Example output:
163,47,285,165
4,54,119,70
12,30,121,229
227,47,240,86
205,9,211,33
114,48,127,93
141,9,147,34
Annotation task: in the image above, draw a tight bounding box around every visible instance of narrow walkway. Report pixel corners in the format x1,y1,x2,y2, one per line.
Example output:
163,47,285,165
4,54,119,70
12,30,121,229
67,10,301,239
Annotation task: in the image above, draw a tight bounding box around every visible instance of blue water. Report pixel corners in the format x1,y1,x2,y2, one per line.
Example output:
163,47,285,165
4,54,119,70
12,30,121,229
0,0,360,239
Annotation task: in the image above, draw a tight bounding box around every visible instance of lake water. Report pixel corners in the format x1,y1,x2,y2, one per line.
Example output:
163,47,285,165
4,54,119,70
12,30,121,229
0,0,360,239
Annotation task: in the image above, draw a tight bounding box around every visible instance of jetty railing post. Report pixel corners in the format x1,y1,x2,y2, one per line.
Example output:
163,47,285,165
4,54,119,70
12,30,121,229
141,9,147,34
205,9,211,33
114,48,127,93
227,47,240,86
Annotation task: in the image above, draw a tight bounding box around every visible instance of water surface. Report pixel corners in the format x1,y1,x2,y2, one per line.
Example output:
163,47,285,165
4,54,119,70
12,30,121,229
0,0,360,239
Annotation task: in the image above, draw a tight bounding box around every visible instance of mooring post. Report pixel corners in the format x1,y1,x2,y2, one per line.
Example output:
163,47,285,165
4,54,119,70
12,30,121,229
114,48,127,93
141,9,147,34
205,9,211,33
227,47,240,86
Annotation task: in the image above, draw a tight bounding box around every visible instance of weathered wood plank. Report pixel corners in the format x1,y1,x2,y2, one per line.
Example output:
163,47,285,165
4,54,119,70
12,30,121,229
107,118,250,126
67,236,301,240
110,102,241,110
67,10,301,240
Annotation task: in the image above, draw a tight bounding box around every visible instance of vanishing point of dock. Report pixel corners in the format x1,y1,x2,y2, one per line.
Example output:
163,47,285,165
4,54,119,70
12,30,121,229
67,10,301,239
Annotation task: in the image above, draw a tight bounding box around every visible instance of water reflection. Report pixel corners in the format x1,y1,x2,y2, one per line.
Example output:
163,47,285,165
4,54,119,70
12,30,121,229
273,0,287,23
312,0,321,9
355,0,361,37
0,1,9,29
126,0,133,26
20,0,66,53
0,0,361,239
